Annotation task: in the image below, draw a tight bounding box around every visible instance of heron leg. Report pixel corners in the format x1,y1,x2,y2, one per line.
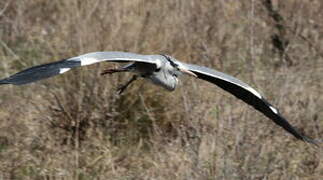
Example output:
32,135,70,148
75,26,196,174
117,75,138,94
100,68,128,75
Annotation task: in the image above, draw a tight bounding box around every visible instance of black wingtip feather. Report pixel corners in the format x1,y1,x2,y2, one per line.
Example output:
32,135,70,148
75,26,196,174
0,59,81,85
193,71,318,146
303,137,322,147
260,98,320,146
0,79,10,85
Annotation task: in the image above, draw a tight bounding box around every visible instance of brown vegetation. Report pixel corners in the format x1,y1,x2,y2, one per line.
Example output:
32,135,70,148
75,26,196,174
0,0,322,179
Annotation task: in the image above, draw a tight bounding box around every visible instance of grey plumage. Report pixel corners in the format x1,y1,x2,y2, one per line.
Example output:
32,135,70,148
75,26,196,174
0,51,319,145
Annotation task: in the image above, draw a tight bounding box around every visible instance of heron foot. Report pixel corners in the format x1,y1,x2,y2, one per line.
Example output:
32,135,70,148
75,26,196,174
116,75,138,94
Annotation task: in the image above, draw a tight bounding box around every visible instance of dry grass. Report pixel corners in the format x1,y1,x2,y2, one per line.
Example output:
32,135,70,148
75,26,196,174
0,0,322,179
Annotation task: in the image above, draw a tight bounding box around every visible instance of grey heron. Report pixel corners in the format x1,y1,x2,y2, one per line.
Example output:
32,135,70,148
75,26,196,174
0,51,319,145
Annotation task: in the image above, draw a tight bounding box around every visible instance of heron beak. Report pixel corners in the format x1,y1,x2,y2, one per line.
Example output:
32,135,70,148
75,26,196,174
179,68,198,78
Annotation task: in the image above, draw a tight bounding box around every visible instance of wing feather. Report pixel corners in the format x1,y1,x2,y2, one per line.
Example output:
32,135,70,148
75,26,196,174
184,63,318,145
0,51,160,85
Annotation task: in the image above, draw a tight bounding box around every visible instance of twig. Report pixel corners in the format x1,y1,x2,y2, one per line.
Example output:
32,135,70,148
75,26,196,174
51,92,74,122
0,1,10,17
0,40,20,60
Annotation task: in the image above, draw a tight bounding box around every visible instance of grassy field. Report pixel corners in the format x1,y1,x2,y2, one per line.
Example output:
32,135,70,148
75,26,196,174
0,0,322,179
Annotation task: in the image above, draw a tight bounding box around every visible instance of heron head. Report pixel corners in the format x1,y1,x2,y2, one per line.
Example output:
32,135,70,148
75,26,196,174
161,54,197,78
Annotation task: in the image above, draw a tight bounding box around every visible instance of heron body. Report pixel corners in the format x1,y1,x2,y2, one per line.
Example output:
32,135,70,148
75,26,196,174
126,60,179,91
0,51,319,145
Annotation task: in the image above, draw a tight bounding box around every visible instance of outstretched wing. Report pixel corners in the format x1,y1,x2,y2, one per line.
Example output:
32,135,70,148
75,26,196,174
0,51,160,85
183,63,318,145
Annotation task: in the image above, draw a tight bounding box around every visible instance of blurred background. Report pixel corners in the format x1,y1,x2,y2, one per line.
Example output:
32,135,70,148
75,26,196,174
0,0,322,179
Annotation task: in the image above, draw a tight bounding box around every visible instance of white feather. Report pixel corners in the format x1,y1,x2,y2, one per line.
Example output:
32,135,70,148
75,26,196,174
269,106,278,114
155,59,162,69
246,87,262,99
59,68,71,74
80,57,100,66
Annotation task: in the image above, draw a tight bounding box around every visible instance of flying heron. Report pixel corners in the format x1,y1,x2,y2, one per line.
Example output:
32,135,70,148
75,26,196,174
0,51,319,145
